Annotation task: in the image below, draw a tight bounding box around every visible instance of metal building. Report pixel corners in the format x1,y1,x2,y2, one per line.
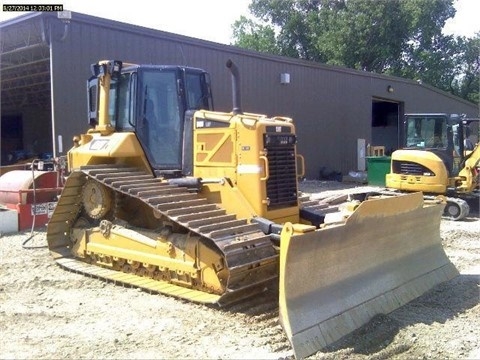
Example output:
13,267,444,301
1,11,477,178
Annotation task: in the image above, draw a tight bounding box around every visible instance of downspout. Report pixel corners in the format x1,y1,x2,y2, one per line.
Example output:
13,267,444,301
42,14,70,158
48,21,58,157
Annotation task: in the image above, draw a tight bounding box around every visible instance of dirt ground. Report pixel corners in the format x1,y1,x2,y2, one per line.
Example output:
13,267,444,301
1,181,479,359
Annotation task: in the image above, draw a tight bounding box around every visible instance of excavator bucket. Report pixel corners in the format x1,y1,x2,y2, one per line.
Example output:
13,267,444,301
279,192,458,359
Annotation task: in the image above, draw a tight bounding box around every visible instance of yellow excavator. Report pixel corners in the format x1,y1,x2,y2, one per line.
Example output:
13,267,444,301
386,113,480,221
47,60,458,359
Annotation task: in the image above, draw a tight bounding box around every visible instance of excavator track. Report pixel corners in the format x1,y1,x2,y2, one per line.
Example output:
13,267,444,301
47,164,278,306
443,196,470,221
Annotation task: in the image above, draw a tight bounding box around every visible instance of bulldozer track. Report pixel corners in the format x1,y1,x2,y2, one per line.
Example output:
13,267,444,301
47,164,279,305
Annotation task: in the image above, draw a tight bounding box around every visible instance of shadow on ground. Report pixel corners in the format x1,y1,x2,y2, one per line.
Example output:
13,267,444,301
322,273,479,356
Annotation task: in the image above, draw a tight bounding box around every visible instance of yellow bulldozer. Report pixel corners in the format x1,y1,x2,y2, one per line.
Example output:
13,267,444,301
47,60,458,359
386,113,480,221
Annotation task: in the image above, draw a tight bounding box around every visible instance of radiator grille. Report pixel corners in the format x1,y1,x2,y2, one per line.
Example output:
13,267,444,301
264,134,298,209
392,160,433,175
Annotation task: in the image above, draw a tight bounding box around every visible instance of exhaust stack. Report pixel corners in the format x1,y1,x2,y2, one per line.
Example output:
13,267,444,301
226,59,242,115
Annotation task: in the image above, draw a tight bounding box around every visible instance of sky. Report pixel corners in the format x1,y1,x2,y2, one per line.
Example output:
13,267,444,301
1,0,479,44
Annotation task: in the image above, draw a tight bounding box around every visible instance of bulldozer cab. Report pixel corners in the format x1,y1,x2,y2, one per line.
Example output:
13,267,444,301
87,63,213,174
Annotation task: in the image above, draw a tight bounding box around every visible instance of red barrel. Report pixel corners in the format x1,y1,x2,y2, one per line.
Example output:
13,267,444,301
0,170,59,205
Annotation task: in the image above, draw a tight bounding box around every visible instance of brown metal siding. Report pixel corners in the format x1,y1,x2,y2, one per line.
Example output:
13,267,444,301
39,12,477,178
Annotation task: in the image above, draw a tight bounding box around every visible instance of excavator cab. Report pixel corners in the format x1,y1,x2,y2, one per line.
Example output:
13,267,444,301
87,61,213,175
402,113,459,175
398,113,475,178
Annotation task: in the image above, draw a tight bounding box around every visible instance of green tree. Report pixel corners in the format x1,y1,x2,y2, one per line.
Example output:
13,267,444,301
231,0,479,103
232,15,281,54
450,34,479,104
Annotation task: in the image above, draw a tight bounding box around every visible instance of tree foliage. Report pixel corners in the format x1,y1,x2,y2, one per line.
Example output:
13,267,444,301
231,0,479,104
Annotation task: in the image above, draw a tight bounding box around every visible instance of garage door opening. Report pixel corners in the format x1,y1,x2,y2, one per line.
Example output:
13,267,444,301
1,115,23,165
371,99,401,155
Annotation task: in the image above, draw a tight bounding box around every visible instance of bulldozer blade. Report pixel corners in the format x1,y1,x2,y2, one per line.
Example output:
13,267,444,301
279,192,458,359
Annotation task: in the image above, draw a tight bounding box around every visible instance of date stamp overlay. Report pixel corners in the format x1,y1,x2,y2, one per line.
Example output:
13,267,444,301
3,4,64,12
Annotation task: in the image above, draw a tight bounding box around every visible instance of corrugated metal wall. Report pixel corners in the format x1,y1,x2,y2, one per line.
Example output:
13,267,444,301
41,12,478,178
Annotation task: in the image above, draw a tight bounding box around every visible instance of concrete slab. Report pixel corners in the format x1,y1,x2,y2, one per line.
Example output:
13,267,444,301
0,208,18,235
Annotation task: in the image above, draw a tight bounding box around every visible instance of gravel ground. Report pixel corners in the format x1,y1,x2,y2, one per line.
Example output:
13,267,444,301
0,180,479,359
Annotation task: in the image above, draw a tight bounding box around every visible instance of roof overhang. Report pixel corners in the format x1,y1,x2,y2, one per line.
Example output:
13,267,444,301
1,12,52,112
